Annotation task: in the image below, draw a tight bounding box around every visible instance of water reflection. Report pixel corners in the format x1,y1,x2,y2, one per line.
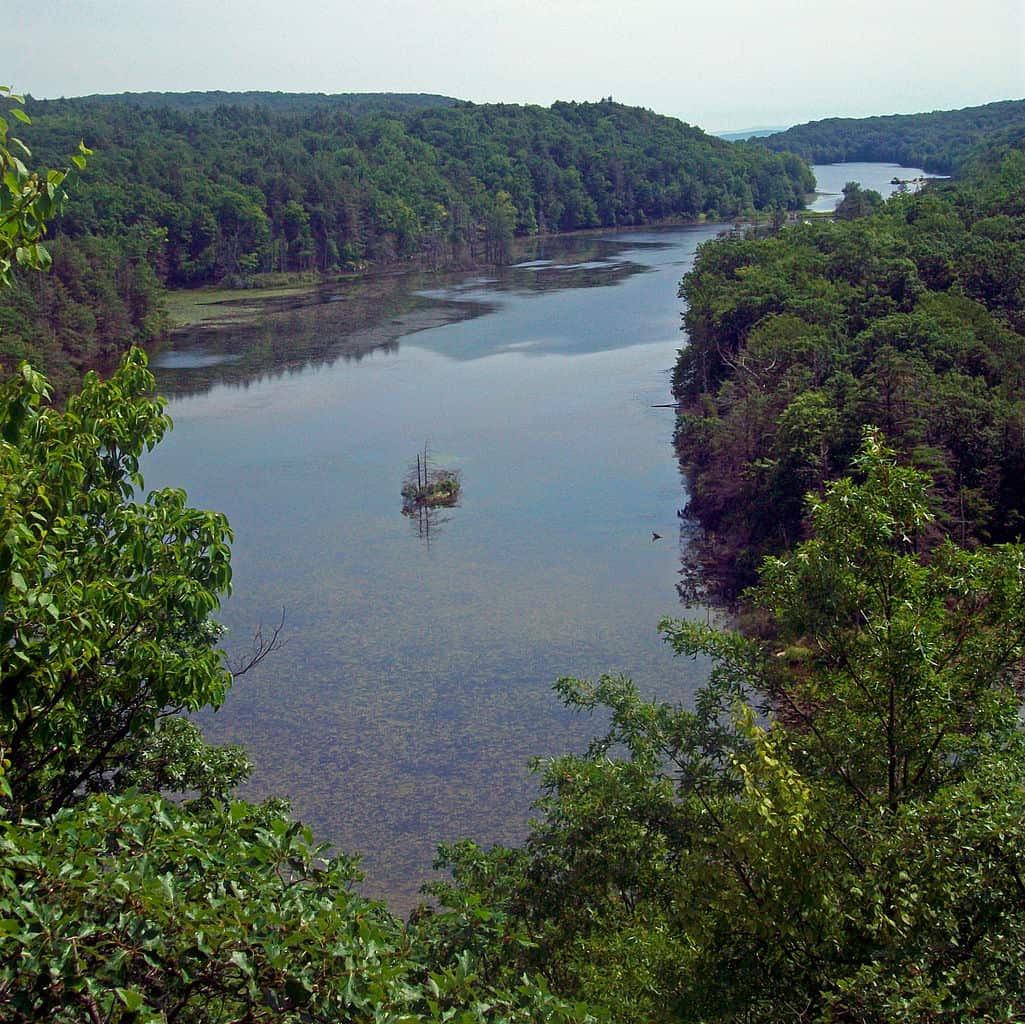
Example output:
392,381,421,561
152,235,674,395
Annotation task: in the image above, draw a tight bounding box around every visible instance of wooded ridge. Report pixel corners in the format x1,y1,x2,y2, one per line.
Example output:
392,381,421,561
756,97,1025,174
675,120,1025,597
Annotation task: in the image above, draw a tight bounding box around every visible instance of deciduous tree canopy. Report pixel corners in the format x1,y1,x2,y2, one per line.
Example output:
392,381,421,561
756,98,1025,174
19,94,812,283
673,137,1025,594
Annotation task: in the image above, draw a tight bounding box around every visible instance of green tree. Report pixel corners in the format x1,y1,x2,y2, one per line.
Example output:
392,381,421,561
210,186,271,280
834,181,884,220
484,189,517,264
429,433,1025,1022
0,350,233,817
0,785,605,1023
0,86,88,286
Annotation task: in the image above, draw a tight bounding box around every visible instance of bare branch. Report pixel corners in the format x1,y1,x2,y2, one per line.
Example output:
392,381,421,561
228,609,288,678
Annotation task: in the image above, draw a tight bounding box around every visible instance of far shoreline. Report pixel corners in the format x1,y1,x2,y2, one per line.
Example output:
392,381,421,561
157,215,728,333
151,219,735,383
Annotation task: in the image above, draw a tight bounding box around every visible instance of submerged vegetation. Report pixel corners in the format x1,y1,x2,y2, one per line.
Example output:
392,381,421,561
402,445,462,513
402,469,461,510
3,88,1025,1021
402,445,462,544
0,347,586,1021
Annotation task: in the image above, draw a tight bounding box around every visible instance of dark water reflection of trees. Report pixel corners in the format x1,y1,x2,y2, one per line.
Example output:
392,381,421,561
152,235,662,398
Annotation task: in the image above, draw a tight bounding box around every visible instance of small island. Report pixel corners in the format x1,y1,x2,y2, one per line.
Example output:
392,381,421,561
401,445,461,515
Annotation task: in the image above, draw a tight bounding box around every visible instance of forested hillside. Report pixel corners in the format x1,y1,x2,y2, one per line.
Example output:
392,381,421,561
673,133,1025,592
0,94,812,391
22,93,812,278
756,97,1025,173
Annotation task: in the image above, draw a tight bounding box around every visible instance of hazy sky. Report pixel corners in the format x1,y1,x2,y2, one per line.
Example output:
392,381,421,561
10,0,1025,131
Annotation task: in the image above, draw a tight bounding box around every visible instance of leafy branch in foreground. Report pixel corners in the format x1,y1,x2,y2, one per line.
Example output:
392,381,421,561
0,791,598,1023
0,349,233,818
0,85,89,286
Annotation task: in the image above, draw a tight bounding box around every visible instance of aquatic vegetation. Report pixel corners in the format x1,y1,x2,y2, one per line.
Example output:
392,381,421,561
402,445,462,513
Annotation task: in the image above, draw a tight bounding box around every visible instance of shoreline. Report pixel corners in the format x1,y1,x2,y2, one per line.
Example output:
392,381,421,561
149,274,488,397
150,219,726,393
157,216,723,333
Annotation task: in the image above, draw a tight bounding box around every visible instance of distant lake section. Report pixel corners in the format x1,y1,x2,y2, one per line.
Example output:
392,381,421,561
145,228,720,912
809,162,946,212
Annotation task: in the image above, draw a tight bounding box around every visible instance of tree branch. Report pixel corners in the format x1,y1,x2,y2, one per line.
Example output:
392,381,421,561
228,609,288,678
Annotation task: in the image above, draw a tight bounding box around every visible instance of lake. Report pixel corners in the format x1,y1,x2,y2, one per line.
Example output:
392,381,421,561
146,227,721,910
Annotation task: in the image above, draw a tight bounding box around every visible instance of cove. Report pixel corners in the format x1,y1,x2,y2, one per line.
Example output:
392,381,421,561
145,227,719,910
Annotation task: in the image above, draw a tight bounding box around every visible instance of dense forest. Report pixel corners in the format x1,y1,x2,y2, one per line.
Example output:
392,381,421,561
22,92,812,275
4,91,1025,1022
756,97,1025,173
54,90,459,115
673,126,1025,594
0,92,812,392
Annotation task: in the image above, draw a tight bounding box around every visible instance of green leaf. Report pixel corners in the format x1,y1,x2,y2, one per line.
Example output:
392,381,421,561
115,988,145,1011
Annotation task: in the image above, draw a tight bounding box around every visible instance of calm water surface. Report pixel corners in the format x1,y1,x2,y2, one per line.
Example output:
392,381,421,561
146,228,721,910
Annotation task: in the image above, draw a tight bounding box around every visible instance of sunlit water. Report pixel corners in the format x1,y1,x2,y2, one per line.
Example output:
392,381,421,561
145,228,722,910
809,162,945,212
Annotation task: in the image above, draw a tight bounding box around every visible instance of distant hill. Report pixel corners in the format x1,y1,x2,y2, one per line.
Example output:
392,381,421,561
756,98,1025,174
2,95,814,386
715,127,790,142
29,90,460,116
